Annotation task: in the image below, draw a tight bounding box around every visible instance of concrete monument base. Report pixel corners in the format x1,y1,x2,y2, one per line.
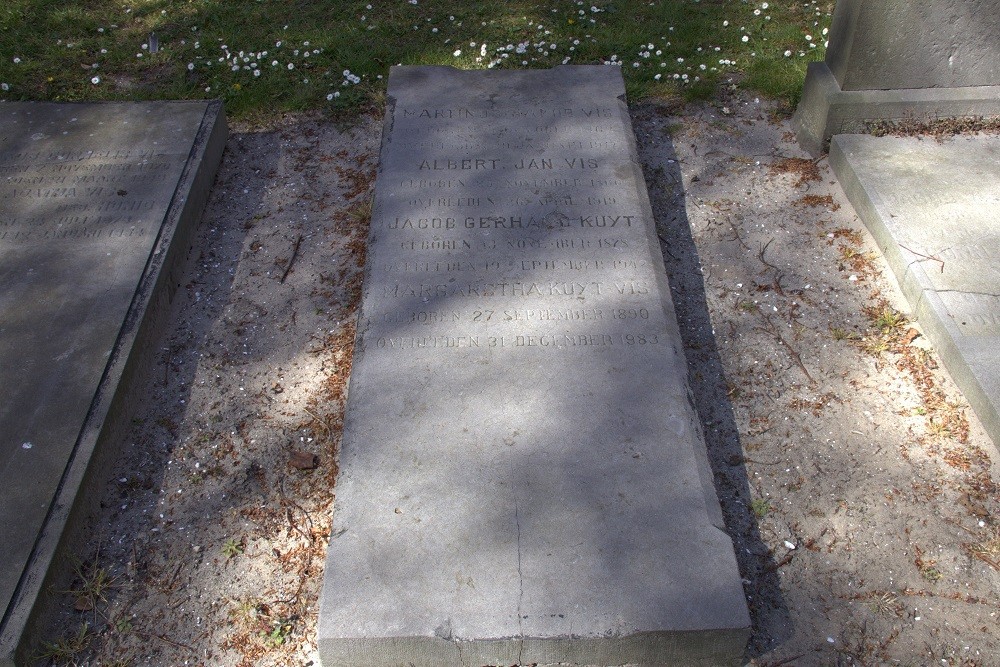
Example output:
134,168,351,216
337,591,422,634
793,62,1000,156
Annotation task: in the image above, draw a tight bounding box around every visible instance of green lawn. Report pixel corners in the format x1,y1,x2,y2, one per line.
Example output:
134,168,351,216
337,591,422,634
0,1,833,120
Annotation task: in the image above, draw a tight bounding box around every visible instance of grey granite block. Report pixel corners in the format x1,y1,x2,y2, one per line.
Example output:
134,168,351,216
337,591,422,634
0,101,227,665
317,65,749,667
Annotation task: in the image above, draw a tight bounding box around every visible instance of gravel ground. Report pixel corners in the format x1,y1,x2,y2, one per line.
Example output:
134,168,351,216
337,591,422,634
35,91,1000,667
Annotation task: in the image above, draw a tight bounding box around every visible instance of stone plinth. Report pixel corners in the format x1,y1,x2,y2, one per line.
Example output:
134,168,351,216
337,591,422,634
794,0,1000,155
830,134,1000,447
317,65,750,667
0,102,226,665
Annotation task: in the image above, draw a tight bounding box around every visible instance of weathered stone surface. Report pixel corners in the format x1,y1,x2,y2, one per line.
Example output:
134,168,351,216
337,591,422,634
793,0,1000,155
826,0,1000,91
0,101,226,665
318,65,749,667
830,134,1000,446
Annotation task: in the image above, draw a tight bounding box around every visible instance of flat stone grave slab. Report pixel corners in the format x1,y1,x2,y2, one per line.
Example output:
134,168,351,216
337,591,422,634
318,65,750,667
831,134,1000,446
0,101,226,664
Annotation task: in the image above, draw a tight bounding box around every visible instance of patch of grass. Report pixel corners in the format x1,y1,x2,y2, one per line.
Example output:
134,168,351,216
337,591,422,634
868,591,902,618
65,562,116,613
872,307,906,335
750,497,771,518
0,1,833,120
829,326,859,342
36,622,91,663
859,336,891,356
222,537,244,559
230,596,263,625
745,53,808,106
857,305,908,357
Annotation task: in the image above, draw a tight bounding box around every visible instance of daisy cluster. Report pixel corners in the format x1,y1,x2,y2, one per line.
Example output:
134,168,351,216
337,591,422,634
405,2,605,70
0,0,833,107
186,38,344,94
632,37,722,86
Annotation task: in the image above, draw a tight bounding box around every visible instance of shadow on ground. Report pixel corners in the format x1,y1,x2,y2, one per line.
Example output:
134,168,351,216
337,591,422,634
636,104,793,661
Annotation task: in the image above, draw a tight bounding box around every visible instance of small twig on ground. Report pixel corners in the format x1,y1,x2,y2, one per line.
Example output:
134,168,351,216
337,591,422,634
766,554,794,572
726,218,751,250
756,237,786,294
743,457,783,466
899,243,946,273
280,234,304,283
163,562,183,592
278,476,314,541
758,238,776,265
755,313,815,385
134,629,194,652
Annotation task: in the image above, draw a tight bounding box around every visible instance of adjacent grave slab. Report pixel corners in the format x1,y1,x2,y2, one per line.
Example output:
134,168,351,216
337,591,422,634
318,65,749,667
0,101,226,665
830,134,1000,446
793,0,1000,155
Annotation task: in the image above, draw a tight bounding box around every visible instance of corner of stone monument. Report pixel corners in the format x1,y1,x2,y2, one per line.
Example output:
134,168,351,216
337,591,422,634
794,0,1000,156
791,62,837,157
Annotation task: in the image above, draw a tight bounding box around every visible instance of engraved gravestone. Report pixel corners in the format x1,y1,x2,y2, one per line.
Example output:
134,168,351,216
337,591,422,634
318,65,749,666
830,134,1000,446
0,102,226,665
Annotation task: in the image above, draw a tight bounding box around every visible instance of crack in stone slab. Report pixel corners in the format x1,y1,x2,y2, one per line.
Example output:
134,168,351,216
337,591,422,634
512,461,524,667
930,289,1000,299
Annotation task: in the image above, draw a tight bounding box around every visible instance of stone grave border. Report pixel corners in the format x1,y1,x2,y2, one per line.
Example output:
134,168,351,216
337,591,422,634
830,134,1000,447
0,101,227,666
318,65,749,667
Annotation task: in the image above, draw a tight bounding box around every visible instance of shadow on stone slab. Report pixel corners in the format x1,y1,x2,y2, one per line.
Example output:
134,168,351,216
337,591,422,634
0,101,227,666
318,65,751,667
